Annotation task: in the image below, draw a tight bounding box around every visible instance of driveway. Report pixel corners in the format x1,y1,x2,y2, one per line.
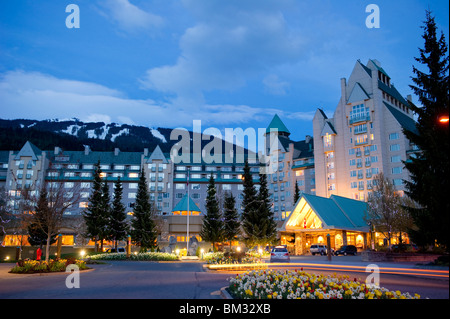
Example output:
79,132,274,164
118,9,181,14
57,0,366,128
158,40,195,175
0,261,231,299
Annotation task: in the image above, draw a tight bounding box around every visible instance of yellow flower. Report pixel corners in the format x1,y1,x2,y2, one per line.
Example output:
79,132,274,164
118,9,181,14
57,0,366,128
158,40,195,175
267,294,272,299
396,290,401,296
273,292,278,298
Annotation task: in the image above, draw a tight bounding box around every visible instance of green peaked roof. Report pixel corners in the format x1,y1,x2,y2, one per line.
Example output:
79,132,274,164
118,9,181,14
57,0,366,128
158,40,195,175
266,114,290,134
14,141,42,160
172,194,202,213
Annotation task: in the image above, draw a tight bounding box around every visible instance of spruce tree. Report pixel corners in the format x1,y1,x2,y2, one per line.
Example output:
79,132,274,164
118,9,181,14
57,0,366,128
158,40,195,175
131,168,157,251
200,174,223,251
109,177,129,249
222,192,240,250
257,172,277,245
294,181,301,204
83,161,103,252
403,11,449,250
240,160,258,243
98,180,111,251
241,162,276,248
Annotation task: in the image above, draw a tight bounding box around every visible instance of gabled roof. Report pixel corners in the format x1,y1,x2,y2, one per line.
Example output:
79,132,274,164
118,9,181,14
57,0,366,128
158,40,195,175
320,120,337,136
266,114,290,135
347,82,371,104
384,102,418,135
147,145,168,164
172,194,202,214
282,193,369,232
14,141,42,160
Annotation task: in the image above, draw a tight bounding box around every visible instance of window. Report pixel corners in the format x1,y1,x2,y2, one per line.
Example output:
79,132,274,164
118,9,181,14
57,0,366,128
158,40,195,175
392,167,403,174
323,133,333,148
100,165,110,170
389,133,400,140
128,193,136,199
130,165,140,171
393,179,403,186
390,144,401,151
81,182,90,188
391,155,402,163
64,182,74,188
295,170,304,177
371,156,378,163
351,182,357,189
114,165,125,170
175,184,185,190
222,184,231,190
191,166,202,171
349,104,370,123
129,183,138,189
129,173,139,178
175,174,186,179
192,193,200,199
83,164,94,170
350,170,357,178
370,145,378,152
81,172,91,178
349,149,355,155
191,184,200,190
354,124,367,134
80,192,90,198
79,202,88,208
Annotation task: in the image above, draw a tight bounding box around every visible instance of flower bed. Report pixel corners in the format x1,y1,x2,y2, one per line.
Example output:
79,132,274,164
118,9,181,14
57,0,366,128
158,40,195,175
9,258,88,274
228,269,421,299
87,252,179,261
203,252,260,265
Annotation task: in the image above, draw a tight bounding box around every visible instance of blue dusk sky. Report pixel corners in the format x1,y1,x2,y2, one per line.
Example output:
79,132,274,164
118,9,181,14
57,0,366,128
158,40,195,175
0,0,448,142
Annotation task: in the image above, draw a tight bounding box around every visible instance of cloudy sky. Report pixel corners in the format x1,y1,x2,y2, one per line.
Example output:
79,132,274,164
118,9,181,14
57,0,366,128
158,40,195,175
0,0,448,140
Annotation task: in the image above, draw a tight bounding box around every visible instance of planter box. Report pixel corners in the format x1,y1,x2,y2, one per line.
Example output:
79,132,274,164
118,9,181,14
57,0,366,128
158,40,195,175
361,251,442,263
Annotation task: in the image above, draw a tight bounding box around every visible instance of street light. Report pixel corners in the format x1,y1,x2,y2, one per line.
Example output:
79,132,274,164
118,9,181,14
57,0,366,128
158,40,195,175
438,115,449,124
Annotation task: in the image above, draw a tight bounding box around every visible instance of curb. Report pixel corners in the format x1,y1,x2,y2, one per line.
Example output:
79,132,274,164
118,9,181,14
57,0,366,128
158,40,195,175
220,286,233,299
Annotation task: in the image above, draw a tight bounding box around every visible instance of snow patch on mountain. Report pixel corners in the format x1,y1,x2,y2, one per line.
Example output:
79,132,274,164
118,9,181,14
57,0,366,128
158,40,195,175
151,128,167,143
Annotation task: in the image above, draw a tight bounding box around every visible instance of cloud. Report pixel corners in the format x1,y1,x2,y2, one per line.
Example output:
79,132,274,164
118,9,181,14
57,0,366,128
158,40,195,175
0,70,295,129
140,0,304,98
98,0,164,33
263,74,290,95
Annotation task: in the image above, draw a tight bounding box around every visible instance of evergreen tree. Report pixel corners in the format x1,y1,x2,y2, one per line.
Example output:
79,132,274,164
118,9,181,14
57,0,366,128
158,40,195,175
241,161,277,248
294,181,301,204
200,174,223,251
257,172,277,245
27,187,57,248
403,11,449,250
109,177,129,249
98,180,111,251
222,192,240,249
131,168,157,251
83,161,104,252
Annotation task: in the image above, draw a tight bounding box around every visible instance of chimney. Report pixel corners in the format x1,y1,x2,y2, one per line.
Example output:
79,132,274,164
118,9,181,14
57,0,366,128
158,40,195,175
84,145,90,155
54,147,61,155
114,148,120,156
144,148,149,157
407,94,413,102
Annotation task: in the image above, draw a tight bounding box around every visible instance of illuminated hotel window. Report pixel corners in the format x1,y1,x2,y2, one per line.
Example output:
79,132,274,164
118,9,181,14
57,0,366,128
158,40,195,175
323,133,333,148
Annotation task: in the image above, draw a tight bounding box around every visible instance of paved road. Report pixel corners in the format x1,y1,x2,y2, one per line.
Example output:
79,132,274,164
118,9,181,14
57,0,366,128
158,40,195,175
0,256,448,299
0,261,230,299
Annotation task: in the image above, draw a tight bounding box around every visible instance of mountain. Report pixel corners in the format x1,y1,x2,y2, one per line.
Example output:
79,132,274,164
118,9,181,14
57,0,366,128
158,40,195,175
0,118,253,157
0,118,178,153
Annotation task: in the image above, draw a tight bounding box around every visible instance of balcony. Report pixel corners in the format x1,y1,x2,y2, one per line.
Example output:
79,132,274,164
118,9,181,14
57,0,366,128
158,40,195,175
349,114,371,125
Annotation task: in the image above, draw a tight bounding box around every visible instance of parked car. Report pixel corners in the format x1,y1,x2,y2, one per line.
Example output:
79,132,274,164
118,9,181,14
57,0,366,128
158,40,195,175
310,244,327,256
389,244,419,252
334,245,357,256
270,246,290,262
105,247,126,253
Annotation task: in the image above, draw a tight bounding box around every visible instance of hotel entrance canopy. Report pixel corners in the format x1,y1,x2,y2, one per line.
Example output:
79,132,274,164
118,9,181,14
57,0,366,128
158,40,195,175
281,193,369,233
